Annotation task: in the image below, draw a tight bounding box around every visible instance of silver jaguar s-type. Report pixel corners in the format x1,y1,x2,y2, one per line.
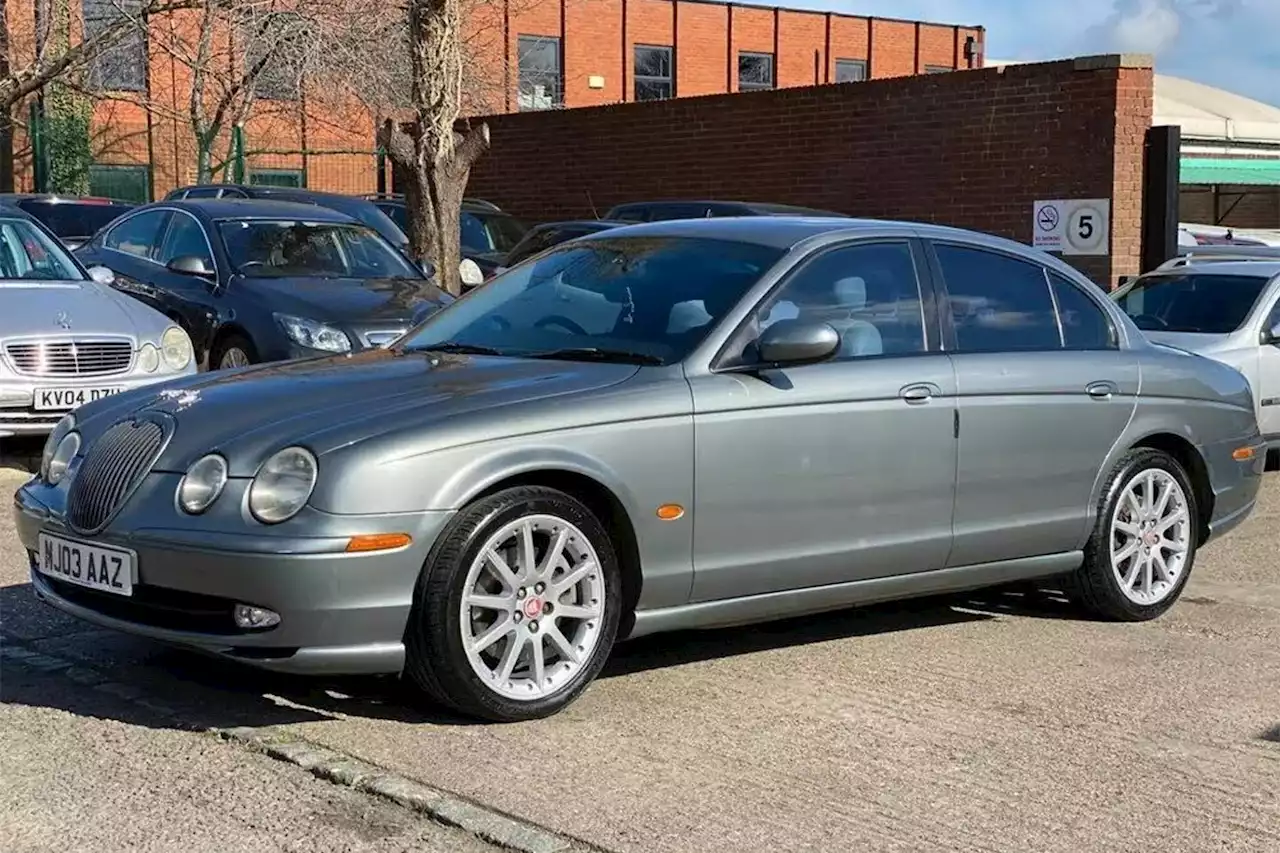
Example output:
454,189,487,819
13,217,1266,722
0,207,196,436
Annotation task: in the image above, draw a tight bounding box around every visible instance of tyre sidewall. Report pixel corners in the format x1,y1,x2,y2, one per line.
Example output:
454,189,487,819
414,488,622,722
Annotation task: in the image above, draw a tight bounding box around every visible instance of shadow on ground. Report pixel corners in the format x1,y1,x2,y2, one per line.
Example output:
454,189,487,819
1,577,1085,730
0,437,41,475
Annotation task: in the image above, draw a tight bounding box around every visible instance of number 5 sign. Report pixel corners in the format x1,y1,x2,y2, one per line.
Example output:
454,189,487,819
1032,199,1111,256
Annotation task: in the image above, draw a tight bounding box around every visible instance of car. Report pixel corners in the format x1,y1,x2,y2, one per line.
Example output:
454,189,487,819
366,195,527,286
73,198,454,371
0,193,135,250
0,203,196,437
16,216,1265,723
494,219,628,275
1111,246,1280,460
603,199,851,222
166,184,411,256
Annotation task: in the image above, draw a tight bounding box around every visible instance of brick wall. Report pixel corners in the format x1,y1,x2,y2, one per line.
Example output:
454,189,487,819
465,54,1155,286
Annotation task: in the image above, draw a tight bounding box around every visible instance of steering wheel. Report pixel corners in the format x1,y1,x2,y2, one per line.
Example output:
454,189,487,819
534,315,588,336
1132,314,1168,330
239,261,266,270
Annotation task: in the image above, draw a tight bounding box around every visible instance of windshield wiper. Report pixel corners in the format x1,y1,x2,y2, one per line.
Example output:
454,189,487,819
524,347,664,366
412,342,505,356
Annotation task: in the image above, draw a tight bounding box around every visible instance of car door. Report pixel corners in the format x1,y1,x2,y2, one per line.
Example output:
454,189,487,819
927,240,1140,567
152,210,223,360
1257,292,1280,445
78,209,172,301
688,238,958,602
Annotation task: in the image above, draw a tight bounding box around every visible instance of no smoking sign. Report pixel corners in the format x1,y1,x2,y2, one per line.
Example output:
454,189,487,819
1032,199,1111,256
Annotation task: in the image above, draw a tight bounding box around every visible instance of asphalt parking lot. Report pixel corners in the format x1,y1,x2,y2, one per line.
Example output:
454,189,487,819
2,439,1279,853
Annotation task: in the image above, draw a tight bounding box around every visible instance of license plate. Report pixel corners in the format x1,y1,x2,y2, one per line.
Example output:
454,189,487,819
36,532,135,597
34,386,124,411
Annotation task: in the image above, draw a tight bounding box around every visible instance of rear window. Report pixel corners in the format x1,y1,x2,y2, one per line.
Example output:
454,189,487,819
17,199,132,239
1114,273,1273,334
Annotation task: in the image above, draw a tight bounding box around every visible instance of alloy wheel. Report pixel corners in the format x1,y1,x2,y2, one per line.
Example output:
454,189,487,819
1110,468,1192,605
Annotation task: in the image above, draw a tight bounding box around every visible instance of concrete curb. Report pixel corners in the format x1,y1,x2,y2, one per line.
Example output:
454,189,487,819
1,638,585,853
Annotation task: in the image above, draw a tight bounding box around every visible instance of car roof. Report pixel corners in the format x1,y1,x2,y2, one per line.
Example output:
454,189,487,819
1145,261,1280,278
0,192,132,205
161,198,359,222
535,219,629,230
608,199,846,215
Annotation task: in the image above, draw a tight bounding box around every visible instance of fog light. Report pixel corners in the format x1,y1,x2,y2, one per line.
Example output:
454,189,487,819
233,604,280,629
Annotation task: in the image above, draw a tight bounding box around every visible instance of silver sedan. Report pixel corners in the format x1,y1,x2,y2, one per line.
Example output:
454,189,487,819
0,208,197,436
13,216,1266,722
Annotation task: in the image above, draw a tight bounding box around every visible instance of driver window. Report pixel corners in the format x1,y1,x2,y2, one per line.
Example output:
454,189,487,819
160,213,214,268
741,242,927,362
1267,299,1280,332
104,211,170,260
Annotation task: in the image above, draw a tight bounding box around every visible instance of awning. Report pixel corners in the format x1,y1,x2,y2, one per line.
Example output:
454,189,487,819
1180,157,1280,186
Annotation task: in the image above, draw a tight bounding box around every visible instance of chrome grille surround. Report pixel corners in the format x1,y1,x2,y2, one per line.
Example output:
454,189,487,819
360,329,406,349
66,413,173,535
5,336,135,377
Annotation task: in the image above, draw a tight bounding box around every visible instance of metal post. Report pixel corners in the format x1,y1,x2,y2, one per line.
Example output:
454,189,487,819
1141,125,1182,274
231,124,246,184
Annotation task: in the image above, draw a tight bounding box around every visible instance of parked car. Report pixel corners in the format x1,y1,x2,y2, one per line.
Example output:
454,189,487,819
73,198,453,370
19,216,1264,724
366,195,527,285
604,199,850,222
0,203,195,436
494,219,628,275
1111,246,1280,460
166,184,410,256
0,193,135,251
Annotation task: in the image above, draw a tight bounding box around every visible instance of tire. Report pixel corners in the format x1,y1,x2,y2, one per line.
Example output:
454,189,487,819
210,334,257,371
1066,447,1199,622
404,486,623,722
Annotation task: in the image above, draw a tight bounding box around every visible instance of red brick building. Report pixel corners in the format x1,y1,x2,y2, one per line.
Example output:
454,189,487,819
4,0,983,200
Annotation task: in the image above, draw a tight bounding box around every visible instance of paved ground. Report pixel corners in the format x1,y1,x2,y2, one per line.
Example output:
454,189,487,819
2,436,1279,853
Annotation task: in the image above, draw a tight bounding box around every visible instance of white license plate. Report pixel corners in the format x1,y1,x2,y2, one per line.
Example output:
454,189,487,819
36,532,135,597
34,386,124,411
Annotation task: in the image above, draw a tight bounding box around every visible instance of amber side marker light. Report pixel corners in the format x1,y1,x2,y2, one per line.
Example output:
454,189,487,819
345,533,413,553
1232,446,1256,461
656,504,685,521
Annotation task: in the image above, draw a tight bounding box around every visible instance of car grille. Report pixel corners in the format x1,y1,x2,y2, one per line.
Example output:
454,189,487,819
5,338,134,377
66,417,168,534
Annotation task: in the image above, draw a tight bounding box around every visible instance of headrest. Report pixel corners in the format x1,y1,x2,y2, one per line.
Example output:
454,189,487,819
833,276,867,310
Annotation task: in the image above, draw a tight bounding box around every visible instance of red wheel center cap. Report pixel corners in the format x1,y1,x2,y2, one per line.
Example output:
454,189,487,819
523,597,543,619
1144,531,1159,546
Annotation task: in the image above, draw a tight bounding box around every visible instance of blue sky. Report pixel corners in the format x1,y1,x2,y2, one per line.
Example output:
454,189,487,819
774,0,1278,105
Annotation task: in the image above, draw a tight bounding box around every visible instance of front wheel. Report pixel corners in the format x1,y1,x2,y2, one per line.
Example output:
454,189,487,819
404,486,622,722
1067,448,1199,621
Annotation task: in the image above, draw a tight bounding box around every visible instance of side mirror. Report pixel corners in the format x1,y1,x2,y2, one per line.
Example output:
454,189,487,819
167,255,215,278
86,265,116,286
418,258,437,279
752,319,841,368
459,258,485,289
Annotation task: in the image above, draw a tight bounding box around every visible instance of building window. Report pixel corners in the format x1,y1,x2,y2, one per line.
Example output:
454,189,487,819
834,59,867,83
88,164,150,202
634,44,673,101
925,65,953,74
738,51,774,91
82,0,147,92
249,168,304,188
518,35,563,111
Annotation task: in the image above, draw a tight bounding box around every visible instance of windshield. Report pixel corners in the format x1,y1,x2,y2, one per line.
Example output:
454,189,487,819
1114,273,1273,334
217,219,421,279
0,216,85,281
397,236,785,366
17,199,132,239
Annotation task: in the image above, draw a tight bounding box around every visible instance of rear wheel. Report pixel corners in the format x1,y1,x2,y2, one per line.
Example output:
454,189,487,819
211,334,257,371
1067,448,1199,621
404,486,622,722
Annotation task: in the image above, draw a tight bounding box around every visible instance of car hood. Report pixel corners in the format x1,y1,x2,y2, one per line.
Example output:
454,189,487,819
243,275,452,326
1140,330,1235,355
0,280,156,339
88,348,641,475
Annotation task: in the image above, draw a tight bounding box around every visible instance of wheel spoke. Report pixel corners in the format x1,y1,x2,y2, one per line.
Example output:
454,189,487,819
483,549,520,592
1156,509,1189,534
518,521,537,579
494,633,524,683
470,615,515,655
1121,555,1142,590
1124,490,1143,519
1113,540,1140,564
1153,478,1174,518
1159,536,1188,554
464,593,514,612
545,622,580,665
554,602,600,621
539,528,570,577
1152,549,1173,583
530,634,547,686
1114,520,1140,538
1143,472,1157,513
551,561,596,597
1141,557,1154,597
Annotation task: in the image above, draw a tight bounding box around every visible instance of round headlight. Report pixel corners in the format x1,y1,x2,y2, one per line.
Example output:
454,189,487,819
138,343,160,373
161,326,193,371
178,453,228,514
40,414,75,481
46,430,80,486
248,447,317,524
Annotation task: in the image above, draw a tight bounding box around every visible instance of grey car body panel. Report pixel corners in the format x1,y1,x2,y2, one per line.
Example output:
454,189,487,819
13,217,1265,674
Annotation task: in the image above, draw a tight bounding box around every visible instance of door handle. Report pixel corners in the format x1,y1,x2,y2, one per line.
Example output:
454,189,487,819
1086,381,1118,399
900,382,941,404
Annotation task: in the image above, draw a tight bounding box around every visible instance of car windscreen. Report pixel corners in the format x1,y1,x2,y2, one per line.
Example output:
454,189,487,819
1113,272,1273,334
16,200,132,239
397,235,785,366
217,219,422,279
461,211,527,255
0,216,86,281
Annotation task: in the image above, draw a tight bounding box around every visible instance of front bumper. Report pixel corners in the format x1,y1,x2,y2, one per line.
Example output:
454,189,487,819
14,478,454,675
0,369,194,436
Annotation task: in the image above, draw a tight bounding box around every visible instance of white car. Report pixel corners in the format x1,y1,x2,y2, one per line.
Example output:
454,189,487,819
0,206,196,437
